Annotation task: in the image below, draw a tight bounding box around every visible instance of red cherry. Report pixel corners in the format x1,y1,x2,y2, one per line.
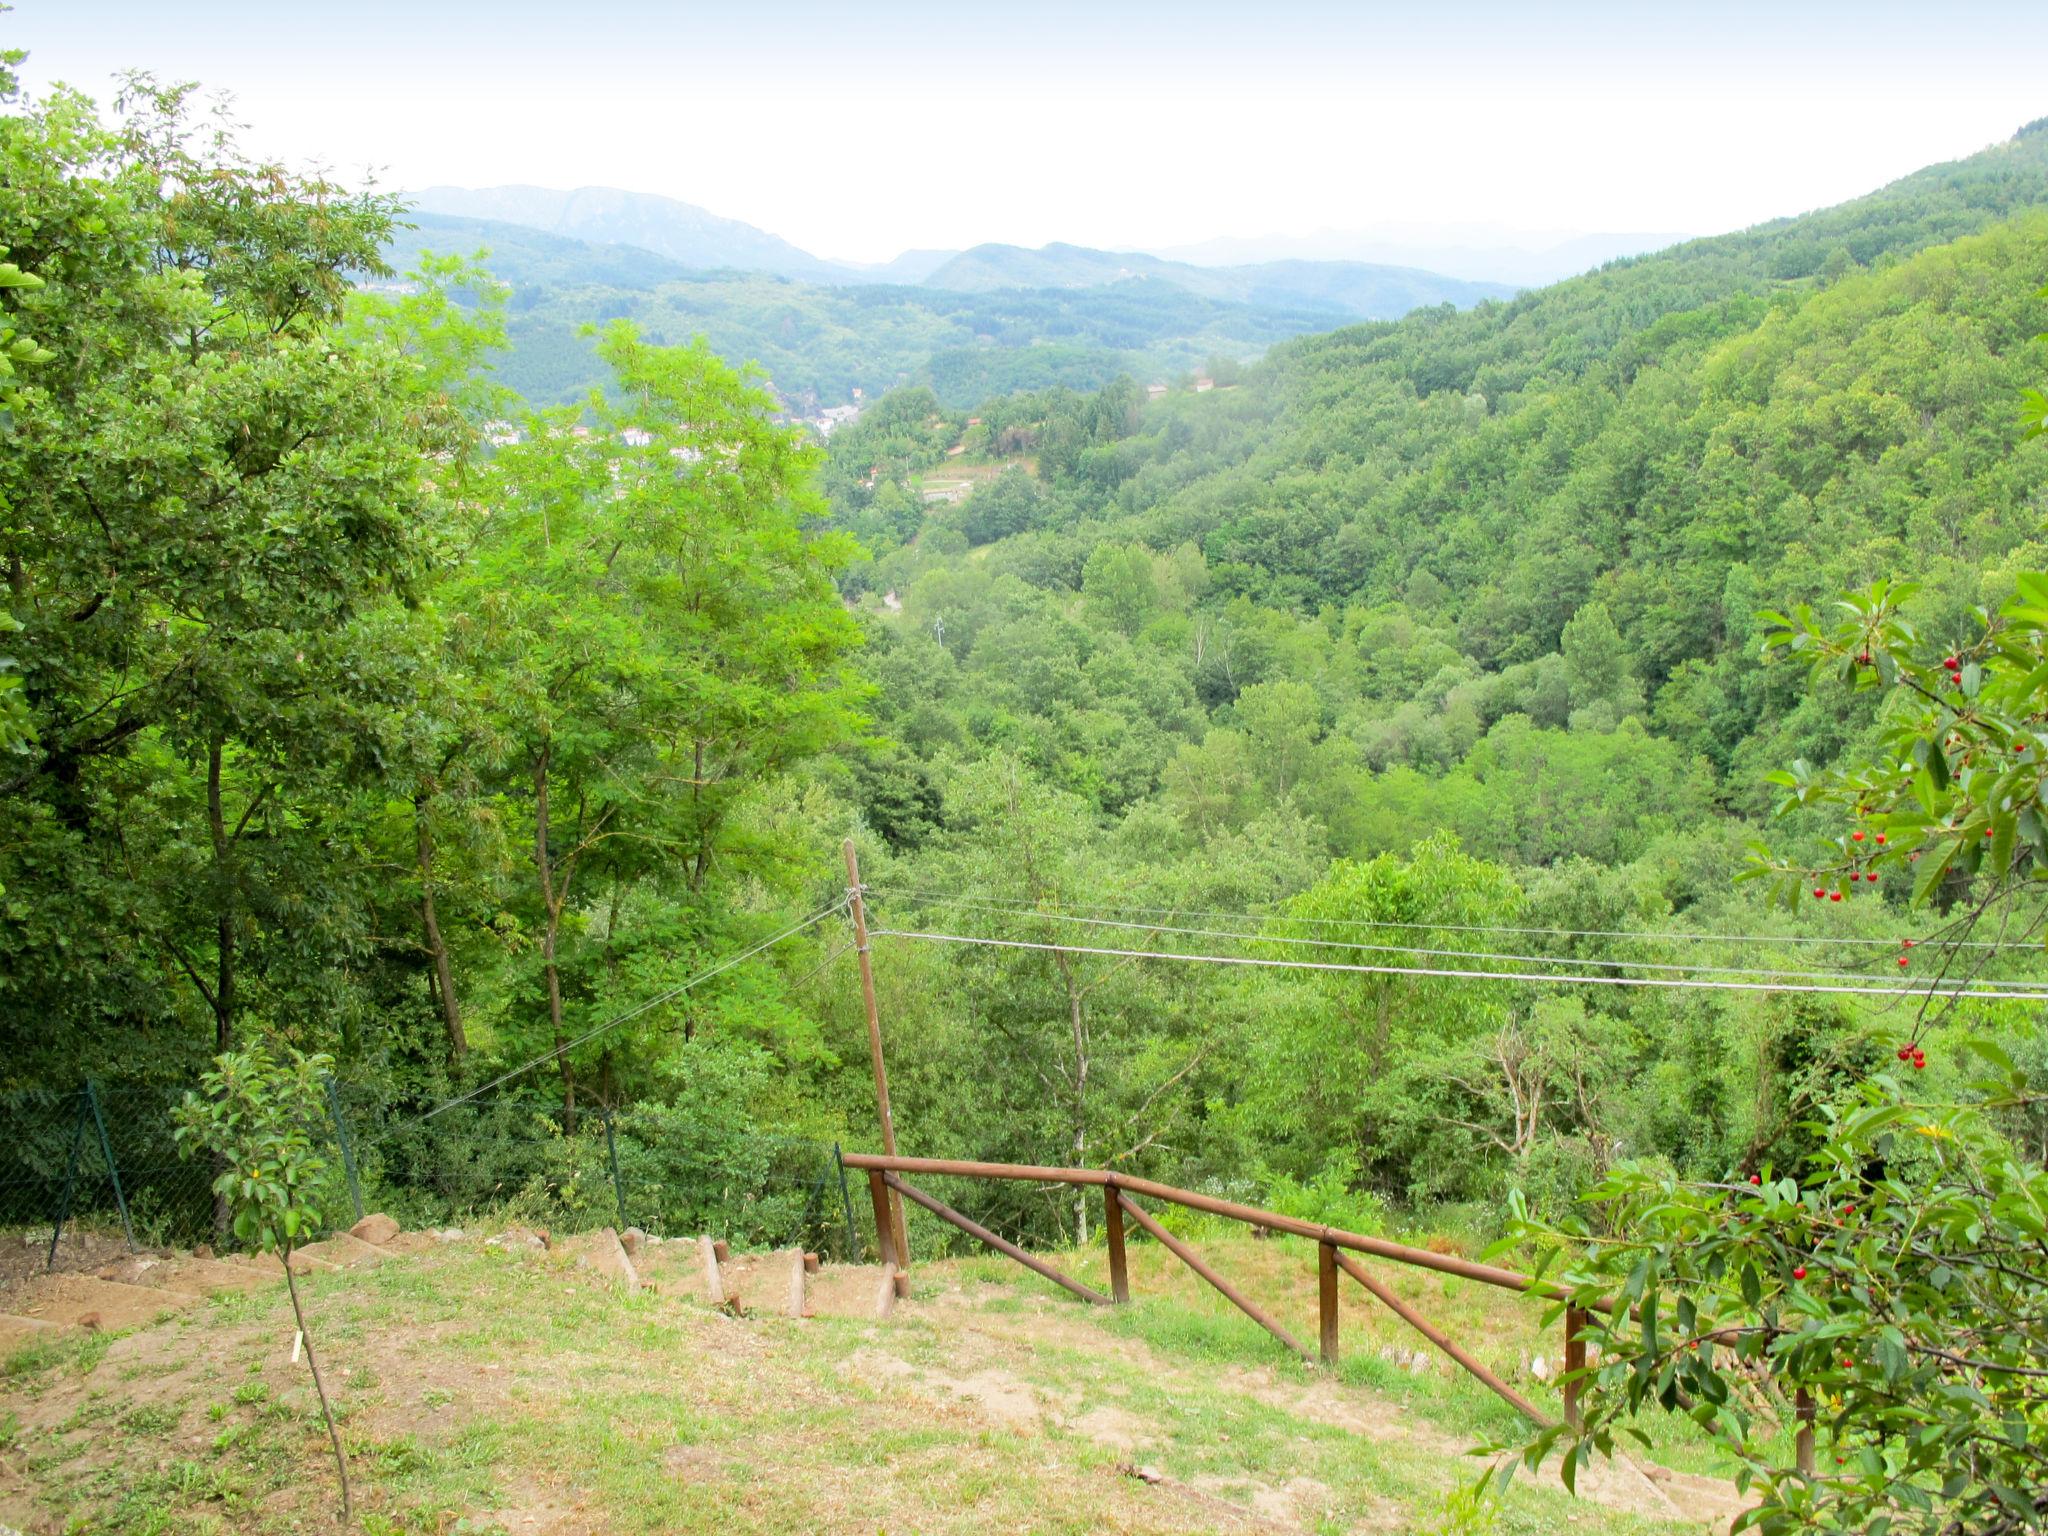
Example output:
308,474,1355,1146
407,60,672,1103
1984,826,1995,837
1842,1204,1855,1215
1851,830,1865,842
1793,1266,1808,1280
1875,834,1886,845
1813,888,1826,899
1749,1174,1762,1186
1901,939,1914,947
1912,1054,1926,1070
1898,955,1910,967
1830,891,1842,902
1943,655,1959,669
1866,872,1878,883
1897,1046,1912,1060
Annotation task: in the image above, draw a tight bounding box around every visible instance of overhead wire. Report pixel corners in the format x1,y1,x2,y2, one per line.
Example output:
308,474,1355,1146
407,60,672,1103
868,886,2044,953
868,926,2048,1003
865,903,2048,993
385,894,853,1135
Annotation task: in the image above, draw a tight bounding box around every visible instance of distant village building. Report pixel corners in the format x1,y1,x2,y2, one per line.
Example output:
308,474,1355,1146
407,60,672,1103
1145,384,1168,403
483,419,522,447
620,427,653,447
1193,376,1215,393
815,403,862,438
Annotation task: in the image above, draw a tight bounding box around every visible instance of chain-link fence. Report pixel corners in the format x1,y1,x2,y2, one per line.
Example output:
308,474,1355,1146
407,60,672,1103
1,1080,865,1277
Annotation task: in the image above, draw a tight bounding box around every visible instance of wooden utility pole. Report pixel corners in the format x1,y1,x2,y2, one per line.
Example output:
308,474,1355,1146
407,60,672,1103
844,839,909,1296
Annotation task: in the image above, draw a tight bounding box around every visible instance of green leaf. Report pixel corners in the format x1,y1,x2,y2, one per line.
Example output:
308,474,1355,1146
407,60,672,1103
1912,838,1959,906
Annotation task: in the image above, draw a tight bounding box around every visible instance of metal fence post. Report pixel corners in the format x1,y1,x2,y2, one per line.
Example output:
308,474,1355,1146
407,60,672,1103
323,1075,364,1224
83,1080,135,1250
46,1093,89,1272
833,1142,858,1262
601,1107,627,1231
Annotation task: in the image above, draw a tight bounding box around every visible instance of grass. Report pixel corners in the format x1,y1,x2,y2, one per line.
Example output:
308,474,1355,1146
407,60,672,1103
0,1232,1748,1534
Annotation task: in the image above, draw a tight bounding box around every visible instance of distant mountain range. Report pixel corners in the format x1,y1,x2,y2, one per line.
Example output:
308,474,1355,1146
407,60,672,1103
408,184,844,280
404,185,1519,318
916,242,1515,317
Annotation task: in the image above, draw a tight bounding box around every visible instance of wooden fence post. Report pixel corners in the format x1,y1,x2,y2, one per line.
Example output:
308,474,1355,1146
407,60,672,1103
1563,1305,1587,1430
1794,1387,1815,1476
1318,1241,1340,1367
844,839,908,1285
1104,1182,1130,1304
867,1168,898,1267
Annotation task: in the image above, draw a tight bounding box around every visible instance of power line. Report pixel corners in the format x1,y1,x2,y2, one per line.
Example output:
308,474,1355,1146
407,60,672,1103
869,926,2048,1003
868,887,2040,953
387,896,852,1135
880,904,2048,992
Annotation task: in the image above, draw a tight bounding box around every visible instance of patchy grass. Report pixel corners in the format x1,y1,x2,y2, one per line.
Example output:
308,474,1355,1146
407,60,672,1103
0,1233,1749,1534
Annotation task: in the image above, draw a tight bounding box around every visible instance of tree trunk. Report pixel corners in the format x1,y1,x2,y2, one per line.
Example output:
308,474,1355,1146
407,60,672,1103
206,737,235,1053
206,736,235,1242
415,799,467,1063
534,744,576,1132
283,1244,352,1519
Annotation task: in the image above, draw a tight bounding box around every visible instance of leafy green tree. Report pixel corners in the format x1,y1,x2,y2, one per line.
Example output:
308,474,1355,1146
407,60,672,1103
174,1046,352,1519
1081,542,1160,635
1507,1058,2048,1534
0,73,434,1075
1751,574,2048,949
465,323,866,1121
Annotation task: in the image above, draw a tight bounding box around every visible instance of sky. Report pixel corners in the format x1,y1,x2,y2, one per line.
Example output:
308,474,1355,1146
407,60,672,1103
11,1,2048,265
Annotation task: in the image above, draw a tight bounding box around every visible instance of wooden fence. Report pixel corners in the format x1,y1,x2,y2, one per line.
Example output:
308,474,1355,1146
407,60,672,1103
843,1151,1601,1429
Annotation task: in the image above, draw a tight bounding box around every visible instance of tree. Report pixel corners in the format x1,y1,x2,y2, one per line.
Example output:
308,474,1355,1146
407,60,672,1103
1234,679,1321,799
1080,542,1159,636
174,1046,352,1519
1505,1057,2048,1534
1560,600,1632,713
466,323,866,1122
1751,574,2048,982
0,73,437,1080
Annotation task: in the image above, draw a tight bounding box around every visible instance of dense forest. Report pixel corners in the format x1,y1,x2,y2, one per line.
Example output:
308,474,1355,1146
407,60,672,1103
9,50,2048,1213
813,120,2048,1220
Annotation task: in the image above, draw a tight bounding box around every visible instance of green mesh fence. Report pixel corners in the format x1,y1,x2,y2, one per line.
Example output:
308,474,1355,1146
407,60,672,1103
1,1081,861,1274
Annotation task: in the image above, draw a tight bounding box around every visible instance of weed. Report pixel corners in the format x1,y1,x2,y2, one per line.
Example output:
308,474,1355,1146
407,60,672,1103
121,1402,182,1435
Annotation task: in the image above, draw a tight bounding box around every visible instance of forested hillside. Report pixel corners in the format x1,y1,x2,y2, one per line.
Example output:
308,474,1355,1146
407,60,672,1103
381,212,1517,409
381,212,1347,407
818,119,2048,1218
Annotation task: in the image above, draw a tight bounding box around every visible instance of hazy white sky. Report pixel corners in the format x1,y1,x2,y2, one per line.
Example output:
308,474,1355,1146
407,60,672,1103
12,1,2047,263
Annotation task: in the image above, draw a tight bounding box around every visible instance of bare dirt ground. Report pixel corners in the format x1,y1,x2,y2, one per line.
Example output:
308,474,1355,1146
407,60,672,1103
0,1226,133,1286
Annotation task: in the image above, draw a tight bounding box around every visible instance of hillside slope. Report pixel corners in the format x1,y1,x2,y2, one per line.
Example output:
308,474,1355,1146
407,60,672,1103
3,1228,1743,1534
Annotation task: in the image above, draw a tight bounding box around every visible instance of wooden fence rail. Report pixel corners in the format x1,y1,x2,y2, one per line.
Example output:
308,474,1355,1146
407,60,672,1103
843,1150,1594,1428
